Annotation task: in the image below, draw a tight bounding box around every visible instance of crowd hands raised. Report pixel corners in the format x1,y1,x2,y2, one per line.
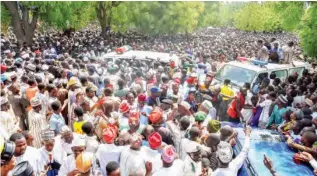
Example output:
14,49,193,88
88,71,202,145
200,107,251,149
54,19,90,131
0,27,316,176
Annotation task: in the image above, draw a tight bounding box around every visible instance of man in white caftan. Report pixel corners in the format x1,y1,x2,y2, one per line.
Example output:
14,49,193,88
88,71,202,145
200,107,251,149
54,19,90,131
59,135,101,176
38,129,61,175
153,145,184,176
0,97,20,138
95,127,127,176
53,126,75,163
10,132,42,175
120,134,147,176
28,97,48,148
143,132,164,174
183,142,203,176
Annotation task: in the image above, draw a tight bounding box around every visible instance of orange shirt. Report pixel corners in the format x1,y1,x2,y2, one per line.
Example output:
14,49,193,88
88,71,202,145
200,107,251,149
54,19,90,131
26,86,39,112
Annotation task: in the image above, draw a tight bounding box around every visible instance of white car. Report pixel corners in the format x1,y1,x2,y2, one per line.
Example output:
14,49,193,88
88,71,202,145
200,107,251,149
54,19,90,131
212,60,309,94
103,50,181,67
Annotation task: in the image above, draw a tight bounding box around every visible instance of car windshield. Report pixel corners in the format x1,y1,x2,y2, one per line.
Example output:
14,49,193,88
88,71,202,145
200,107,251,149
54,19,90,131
215,64,257,87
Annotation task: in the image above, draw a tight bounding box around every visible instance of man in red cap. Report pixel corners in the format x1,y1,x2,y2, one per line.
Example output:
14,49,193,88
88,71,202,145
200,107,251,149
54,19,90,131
144,132,164,174
149,108,175,146
96,127,126,176
138,93,153,126
126,112,144,136
118,100,131,132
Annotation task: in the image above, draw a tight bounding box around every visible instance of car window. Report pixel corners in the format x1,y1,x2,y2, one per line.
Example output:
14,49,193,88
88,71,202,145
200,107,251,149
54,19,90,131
252,72,268,89
289,67,305,78
254,72,268,84
271,69,288,81
215,64,257,87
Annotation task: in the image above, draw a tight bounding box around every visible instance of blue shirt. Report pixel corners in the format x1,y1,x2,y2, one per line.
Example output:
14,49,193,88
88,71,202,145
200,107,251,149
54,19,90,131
147,97,157,107
49,113,66,134
266,105,287,128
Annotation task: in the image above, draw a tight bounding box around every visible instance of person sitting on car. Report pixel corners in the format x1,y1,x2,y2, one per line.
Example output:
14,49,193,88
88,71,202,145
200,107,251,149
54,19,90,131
213,126,252,176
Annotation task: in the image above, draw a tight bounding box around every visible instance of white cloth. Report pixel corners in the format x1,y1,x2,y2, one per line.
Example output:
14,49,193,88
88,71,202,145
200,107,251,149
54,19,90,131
59,154,101,176
258,99,273,126
53,135,73,164
183,155,202,176
309,159,317,170
153,159,184,176
292,95,305,108
38,147,61,172
120,147,147,176
143,147,162,174
87,96,98,109
0,111,19,137
95,143,127,176
58,154,76,176
85,135,100,154
257,46,269,62
213,137,251,176
241,90,253,122
15,146,42,175
180,139,200,161
282,45,293,64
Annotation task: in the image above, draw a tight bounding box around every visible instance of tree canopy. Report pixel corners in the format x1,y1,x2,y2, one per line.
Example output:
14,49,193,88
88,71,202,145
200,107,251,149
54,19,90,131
1,1,317,57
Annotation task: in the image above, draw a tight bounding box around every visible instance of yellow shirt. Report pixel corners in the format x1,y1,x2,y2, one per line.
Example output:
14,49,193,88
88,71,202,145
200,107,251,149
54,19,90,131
221,85,234,101
73,120,86,135
199,84,208,91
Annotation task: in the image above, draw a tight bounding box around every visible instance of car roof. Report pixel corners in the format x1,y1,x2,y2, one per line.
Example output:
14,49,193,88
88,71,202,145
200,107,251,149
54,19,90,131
225,60,308,72
104,50,178,63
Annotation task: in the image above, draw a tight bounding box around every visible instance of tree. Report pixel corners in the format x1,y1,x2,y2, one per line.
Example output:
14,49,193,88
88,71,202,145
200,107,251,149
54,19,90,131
233,2,281,32
94,1,121,37
124,2,204,35
2,1,39,45
299,3,317,57
2,1,93,45
1,4,11,34
273,2,304,31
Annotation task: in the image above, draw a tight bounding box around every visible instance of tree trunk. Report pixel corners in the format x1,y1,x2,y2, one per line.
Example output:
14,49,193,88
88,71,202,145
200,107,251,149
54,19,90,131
3,1,38,46
95,1,121,38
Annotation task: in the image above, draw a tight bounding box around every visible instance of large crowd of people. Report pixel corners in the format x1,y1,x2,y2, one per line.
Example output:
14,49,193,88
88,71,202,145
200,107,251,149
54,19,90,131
1,27,317,176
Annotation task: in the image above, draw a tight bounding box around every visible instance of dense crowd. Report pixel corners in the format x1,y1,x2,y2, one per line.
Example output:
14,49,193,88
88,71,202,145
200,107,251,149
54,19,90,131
1,27,317,176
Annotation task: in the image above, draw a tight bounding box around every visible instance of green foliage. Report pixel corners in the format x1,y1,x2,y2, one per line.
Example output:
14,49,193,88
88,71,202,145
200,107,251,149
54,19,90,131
2,1,94,31
299,3,317,57
273,2,304,31
123,1,204,35
33,1,94,30
111,3,131,32
233,2,281,32
1,3,11,33
198,2,242,28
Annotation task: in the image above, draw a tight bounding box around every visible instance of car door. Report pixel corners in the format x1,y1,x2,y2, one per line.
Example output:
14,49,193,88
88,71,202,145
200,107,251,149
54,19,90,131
271,69,288,82
252,72,268,93
289,67,305,78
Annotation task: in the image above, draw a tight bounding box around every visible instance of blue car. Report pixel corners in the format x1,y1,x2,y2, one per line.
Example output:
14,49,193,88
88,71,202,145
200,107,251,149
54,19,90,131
222,122,314,176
